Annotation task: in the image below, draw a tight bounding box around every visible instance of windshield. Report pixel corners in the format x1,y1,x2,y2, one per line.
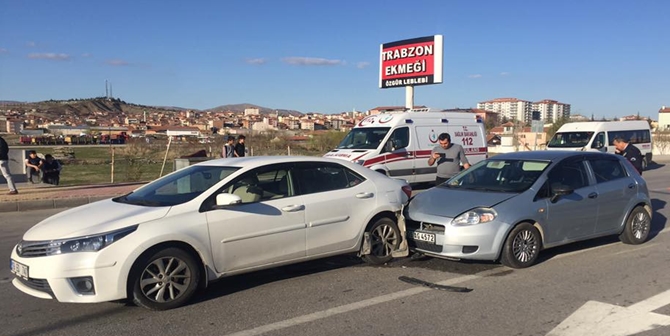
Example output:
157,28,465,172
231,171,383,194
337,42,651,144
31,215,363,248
547,132,594,148
337,127,390,150
114,165,239,206
442,159,550,192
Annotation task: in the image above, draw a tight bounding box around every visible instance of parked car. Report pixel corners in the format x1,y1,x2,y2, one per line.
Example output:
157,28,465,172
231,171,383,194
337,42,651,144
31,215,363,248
403,151,652,268
9,156,411,310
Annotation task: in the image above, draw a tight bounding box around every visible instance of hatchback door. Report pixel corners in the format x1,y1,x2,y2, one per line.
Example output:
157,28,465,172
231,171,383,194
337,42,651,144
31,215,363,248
541,159,599,243
588,158,637,233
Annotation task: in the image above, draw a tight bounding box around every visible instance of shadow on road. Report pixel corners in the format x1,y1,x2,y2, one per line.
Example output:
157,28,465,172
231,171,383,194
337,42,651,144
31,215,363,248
646,162,666,171
649,198,667,240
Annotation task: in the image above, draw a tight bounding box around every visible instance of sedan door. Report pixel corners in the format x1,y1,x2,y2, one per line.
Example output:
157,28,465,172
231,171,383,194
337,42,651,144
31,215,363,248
541,159,599,244
204,164,307,273
293,162,376,257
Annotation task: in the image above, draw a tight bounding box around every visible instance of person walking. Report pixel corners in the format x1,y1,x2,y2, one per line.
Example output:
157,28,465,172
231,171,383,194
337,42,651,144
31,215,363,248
221,136,235,158
0,135,18,194
613,136,644,174
428,132,471,185
234,135,246,157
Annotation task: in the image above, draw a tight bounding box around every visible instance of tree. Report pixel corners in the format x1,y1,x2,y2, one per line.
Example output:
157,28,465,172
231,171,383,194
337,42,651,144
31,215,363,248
546,116,571,141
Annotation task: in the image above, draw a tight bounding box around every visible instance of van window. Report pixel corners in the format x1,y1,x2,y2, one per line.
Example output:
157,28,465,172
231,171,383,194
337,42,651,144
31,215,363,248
591,132,605,149
607,130,651,146
547,132,594,148
337,127,390,150
387,127,409,151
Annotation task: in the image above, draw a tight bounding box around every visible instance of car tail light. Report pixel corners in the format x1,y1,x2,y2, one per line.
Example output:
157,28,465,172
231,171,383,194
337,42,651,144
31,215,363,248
402,185,412,199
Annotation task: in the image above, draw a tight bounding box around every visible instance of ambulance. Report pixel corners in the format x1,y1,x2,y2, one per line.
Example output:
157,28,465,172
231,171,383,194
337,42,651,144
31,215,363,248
324,108,488,183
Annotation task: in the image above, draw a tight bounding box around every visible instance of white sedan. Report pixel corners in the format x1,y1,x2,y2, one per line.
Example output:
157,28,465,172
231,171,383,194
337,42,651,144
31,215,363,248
9,156,411,310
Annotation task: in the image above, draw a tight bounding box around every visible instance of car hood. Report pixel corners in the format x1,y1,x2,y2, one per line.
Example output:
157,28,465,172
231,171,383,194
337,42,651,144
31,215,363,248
407,187,518,218
23,199,171,241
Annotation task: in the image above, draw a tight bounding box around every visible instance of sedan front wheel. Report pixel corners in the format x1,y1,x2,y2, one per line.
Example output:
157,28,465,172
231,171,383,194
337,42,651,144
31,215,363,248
130,247,201,311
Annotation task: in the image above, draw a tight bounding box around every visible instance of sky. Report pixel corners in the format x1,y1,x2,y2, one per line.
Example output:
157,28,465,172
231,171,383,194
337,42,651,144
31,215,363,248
1,0,669,118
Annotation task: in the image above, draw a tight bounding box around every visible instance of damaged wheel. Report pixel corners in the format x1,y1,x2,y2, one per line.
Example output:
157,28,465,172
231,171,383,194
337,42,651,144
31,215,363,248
362,217,400,265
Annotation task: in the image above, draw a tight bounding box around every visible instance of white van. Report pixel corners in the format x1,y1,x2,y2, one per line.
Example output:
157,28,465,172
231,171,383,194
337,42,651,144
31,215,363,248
324,108,487,183
546,120,653,169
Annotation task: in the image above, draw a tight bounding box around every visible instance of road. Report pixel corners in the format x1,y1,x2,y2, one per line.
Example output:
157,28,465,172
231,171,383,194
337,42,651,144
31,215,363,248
1,163,669,336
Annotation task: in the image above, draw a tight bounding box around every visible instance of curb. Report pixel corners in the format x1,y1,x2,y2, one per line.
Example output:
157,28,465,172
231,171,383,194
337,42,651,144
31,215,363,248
0,195,118,213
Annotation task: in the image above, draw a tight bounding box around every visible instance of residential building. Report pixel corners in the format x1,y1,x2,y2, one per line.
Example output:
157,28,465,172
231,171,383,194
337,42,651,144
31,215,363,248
244,108,260,116
531,99,571,123
476,98,531,121
659,106,670,130
443,108,499,122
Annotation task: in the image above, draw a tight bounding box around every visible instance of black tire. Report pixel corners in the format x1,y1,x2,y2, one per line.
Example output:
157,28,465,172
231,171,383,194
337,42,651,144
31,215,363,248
130,247,201,311
619,206,651,245
361,217,400,265
500,223,541,269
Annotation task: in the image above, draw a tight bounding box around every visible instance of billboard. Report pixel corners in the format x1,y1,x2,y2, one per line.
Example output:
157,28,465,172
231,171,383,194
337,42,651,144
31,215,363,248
379,35,443,89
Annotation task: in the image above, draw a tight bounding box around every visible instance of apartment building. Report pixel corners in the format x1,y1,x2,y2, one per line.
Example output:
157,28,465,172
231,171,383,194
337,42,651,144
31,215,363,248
531,99,571,123
476,98,531,121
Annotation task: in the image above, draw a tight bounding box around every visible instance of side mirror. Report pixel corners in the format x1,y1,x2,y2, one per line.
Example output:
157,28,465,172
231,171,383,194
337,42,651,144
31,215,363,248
215,193,242,207
550,184,574,203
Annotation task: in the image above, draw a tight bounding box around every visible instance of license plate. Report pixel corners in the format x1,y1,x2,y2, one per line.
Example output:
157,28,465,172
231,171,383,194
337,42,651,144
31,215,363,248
10,259,29,279
412,231,436,243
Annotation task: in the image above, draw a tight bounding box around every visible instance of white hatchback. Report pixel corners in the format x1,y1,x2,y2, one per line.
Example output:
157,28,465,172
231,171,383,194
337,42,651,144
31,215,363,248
10,156,411,310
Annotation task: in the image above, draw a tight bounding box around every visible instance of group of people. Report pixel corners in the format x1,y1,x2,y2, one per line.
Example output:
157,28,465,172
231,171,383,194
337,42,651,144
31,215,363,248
1,135,63,195
428,132,644,186
25,150,62,185
220,135,247,158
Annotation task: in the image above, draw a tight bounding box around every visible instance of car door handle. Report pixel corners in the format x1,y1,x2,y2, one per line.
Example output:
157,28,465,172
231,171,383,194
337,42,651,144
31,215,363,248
588,192,598,199
356,192,374,199
281,205,305,212
628,183,635,189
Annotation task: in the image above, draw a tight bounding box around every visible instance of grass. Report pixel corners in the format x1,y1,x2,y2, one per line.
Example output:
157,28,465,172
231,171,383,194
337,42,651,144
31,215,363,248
19,144,326,186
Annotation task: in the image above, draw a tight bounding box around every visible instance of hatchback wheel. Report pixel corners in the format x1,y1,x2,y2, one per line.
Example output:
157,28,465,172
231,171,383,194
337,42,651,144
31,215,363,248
362,217,400,265
130,247,201,311
619,207,651,245
500,223,541,269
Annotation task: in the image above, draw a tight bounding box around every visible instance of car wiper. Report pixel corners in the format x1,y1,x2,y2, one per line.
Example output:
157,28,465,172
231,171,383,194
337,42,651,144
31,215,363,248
127,199,166,206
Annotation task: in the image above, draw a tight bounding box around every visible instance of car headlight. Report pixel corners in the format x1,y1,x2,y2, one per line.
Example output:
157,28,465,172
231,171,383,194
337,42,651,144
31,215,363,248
45,225,138,255
452,208,497,226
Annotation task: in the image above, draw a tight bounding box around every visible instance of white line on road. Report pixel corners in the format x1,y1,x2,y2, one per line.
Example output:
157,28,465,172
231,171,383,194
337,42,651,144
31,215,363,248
223,268,506,336
610,243,658,256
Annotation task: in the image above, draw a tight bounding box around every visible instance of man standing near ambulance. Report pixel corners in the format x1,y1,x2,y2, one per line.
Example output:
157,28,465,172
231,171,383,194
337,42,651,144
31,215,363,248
428,133,470,185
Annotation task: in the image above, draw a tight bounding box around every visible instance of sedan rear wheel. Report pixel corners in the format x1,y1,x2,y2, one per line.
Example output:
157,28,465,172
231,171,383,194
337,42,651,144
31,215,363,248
619,206,651,245
130,247,201,311
362,217,400,265
500,223,541,269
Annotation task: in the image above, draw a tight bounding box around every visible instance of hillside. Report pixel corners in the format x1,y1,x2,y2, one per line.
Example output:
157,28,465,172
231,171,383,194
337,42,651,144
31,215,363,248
0,97,185,119
205,103,303,116
1,98,304,118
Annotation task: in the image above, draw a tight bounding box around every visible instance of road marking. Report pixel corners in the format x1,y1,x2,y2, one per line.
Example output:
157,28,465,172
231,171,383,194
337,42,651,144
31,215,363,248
223,268,506,336
610,243,657,256
547,289,670,336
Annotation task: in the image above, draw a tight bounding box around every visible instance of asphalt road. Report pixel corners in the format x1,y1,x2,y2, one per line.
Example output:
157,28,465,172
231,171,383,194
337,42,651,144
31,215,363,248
2,163,670,336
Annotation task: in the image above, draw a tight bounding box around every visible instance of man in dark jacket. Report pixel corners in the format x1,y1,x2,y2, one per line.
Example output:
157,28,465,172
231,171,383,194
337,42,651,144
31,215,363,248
613,136,644,174
0,135,18,194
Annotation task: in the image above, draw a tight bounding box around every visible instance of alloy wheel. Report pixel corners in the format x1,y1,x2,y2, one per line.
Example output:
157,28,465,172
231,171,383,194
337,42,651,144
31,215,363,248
371,224,399,257
139,257,192,303
632,211,650,240
512,230,538,263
